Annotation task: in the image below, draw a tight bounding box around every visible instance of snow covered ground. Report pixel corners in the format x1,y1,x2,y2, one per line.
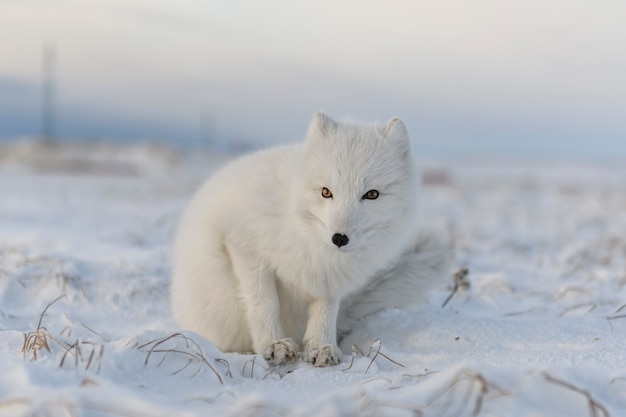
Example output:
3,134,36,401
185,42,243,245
2,141,626,416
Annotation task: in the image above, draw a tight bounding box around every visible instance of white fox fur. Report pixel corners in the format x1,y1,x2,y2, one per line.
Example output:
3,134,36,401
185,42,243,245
171,113,451,367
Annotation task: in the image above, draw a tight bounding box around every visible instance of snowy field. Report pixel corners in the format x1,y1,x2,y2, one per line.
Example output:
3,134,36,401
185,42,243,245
2,141,626,416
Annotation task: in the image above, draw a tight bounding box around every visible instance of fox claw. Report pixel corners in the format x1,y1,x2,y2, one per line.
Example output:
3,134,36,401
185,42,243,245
263,338,298,366
304,344,342,367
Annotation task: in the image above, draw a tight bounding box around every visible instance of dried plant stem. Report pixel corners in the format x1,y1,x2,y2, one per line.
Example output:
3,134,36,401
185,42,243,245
138,333,224,384
424,369,505,417
442,268,470,308
558,303,597,317
58,339,105,373
242,356,257,378
342,339,404,373
21,295,66,361
543,373,610,417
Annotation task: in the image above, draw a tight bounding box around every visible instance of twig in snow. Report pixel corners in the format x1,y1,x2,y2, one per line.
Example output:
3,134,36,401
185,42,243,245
607,302,626,325
543,373,610,417
262,367,294,380
558,303,597,317
215,358,232,378
21,294,66,361
342,345,361,372
59,339,105,373
605,312,626,332
402,370,441,380
242,356,257,378
442,268,470,308
342,339,404,373
423,369,507,417
365,339,405,373
137,333,224,384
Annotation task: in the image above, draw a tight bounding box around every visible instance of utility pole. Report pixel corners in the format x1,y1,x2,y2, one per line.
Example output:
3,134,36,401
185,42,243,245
42,42,56,143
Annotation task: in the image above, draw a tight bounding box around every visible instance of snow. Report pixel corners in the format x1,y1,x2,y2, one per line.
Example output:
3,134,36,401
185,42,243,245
2,140,626,416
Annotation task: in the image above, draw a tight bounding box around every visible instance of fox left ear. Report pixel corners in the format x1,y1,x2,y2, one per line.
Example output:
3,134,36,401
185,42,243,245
383,118,411,158
383,118,408,141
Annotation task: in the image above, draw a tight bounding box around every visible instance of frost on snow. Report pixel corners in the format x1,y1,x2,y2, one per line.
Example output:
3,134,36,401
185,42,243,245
1,142,626,416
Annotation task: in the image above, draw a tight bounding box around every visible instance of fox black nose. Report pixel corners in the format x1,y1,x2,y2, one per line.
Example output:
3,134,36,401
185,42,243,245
332,233,349,248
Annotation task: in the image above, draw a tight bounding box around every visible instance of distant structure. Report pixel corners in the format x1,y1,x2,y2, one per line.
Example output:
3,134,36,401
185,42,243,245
42,42,56,143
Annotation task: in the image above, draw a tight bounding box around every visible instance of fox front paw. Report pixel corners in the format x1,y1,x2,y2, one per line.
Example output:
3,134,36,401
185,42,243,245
263,338,298,366
304,344,342,367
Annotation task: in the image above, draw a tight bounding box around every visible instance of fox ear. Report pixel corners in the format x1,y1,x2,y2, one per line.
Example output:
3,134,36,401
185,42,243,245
307,112,337,139
383,117,409,141
383,117,411,158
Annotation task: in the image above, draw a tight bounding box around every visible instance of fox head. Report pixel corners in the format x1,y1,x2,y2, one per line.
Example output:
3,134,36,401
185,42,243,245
292,113,418,260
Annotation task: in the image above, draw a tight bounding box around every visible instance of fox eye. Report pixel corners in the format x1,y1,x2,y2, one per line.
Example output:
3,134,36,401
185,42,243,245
321,187,333,198
362,190,379,200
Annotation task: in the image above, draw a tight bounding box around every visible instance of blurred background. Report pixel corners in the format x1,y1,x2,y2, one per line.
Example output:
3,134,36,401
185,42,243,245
1,0,625,160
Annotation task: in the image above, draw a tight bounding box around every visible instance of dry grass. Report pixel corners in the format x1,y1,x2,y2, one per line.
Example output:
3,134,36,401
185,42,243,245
558,302,597,317
442,268,470,308
21,295,108,373
21,295,65,361
419,369,508,417
242,356,258,378
359,368,508,417
543,373,610,417
262,368,294,380
136,333,224,384
343,339,405,373
59,340,105,373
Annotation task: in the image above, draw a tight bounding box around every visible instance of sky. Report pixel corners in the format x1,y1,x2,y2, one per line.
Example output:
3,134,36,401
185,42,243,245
1,0,625,160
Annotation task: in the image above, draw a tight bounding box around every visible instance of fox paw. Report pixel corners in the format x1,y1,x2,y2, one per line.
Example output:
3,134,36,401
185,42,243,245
263,338,298,366
304,344,342,367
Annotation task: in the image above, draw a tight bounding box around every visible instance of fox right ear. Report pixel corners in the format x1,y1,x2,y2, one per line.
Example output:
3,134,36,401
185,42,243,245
307,112,337,138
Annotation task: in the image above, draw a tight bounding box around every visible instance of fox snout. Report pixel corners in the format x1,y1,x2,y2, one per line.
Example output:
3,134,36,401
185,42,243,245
331,233,349,248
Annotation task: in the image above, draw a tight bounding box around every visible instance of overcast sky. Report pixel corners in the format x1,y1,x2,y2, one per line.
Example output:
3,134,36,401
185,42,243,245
1,0,625,159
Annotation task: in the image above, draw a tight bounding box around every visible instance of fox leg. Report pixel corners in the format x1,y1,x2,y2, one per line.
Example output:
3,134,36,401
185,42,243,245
303,299,342,367
229,248,298,366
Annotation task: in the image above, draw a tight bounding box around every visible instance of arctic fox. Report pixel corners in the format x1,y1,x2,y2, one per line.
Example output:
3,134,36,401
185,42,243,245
172,113,450,367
